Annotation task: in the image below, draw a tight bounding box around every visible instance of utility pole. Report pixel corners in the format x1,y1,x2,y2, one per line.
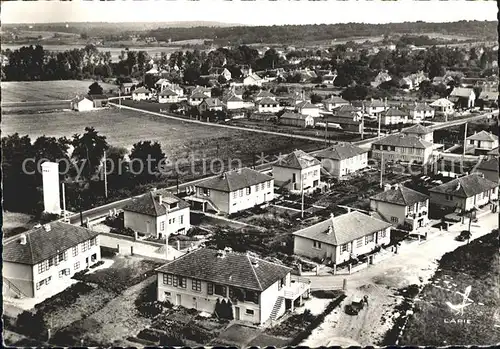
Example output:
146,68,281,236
379,152,384,188
103,150,108,199
301,177,305,219
61,182,67,222
378,108,382,138
119,89,121,109
325,119,328,146
463,122,468,157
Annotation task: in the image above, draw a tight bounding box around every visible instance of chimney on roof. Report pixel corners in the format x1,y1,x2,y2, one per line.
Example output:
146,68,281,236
216,249,226,258
158,195,163,205
384,183,393,192
251,260,259,268
43,224,51,232
220,172,226,179
151,187,157,192
19,234,27,245
455,182,461,191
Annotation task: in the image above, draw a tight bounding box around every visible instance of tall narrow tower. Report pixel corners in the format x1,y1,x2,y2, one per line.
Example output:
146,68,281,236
41,161,61,215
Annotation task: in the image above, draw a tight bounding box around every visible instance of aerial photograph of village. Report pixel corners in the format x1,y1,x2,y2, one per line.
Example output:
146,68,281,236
1,0,499,347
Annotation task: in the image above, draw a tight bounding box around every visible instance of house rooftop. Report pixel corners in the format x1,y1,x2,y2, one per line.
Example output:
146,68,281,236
293,211,392,246
280,112,309,120
196,168,272,192
382,108,406,116
88,94,108,101
202,98,223,107
123,191,189,217
314,143,367,161
476,157,499,172
296,101,317,109
466,130,498,142
275,149,321,170
402,124,433,135
450,87,474,98
370,184,429,206
156,248,291,291
3,222,99,265
255,90,276,98
324,96,348,104
133,87,150,94
257,97,278,105
373,134,433,149
430,98,454,108
429,173,498,198
159,88,177,97
191,91,209,99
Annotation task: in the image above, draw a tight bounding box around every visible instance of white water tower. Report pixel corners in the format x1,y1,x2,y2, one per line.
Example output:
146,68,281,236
41,162,61,215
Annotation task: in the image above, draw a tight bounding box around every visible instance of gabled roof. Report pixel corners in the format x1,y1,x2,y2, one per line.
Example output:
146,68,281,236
71,95,92,103
430,98,454,107
123,191,189,217
467,131,498,142
373,134,433,149
476,157,499,172
429,173,498,198
404,102,433,112
296,101,318,109
201,98,223,107
382,108,406,116
335,104,359,113
191,91,208,99
275,149,320,170
156,248,291,291
255,90,276,98
196,168,272,192
155,78,171,85
370,185,429,206
365,99,385,108
226,94,244,102
292,211,392,246
245,73,262,82
324,96,349,104
314,143,368,161
450,87,474,98
159,88,177,97
478,91,499,101
88,94,108,101
257,97,279,105
402,124,433,135
133,87,150,94
280,112,310,120
3,222,99,265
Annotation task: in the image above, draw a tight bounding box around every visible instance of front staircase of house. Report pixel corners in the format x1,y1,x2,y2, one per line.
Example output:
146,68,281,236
270,296,284,320
3,277,27,299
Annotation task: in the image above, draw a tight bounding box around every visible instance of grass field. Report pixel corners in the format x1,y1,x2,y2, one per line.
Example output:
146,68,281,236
400,231,500,346
1,80,119,103
2,107,324,167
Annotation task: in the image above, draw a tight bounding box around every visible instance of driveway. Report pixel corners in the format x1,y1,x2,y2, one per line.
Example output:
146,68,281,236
303,211,498,346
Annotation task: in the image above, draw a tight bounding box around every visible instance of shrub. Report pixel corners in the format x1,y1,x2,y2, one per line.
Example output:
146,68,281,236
181,322,214,343
72,268,89,280
311,290,342,299
35,282,94,313
16,311,47,340
89,260,105,269
50,318,102,347
137,329,160,343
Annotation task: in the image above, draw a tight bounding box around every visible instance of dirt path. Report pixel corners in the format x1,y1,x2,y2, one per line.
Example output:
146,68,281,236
302,212,498,346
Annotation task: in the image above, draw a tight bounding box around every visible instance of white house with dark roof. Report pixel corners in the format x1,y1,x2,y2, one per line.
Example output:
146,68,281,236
189,91,210,106
189,168,274,214
70,95,94,112
155,78,172,91
244,72,263,87
315,143,368,179
256,97,281,113
429,173,498,212
198,98,224,113
402,124,434,143
296,101,320,118
430,98,455,117
380,108,409,125
225,94,248,110
466,131,499,152
293,211,392,265
404,102,434,122
273,150,321,194
123,191,190,238
254,90,276,102
158,88,179,103
3,222,100,299
279,112,315,128
371,134,434,164
449,87,476,109
364,99,387,117
132,87,152,101
323,96,349,112
156,248,310,324
370,184,430,231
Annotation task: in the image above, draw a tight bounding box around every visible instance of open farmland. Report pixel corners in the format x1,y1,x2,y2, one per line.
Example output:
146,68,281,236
2,107,324,167
1,80,119,103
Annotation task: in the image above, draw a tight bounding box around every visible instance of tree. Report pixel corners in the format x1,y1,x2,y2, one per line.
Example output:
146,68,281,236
341,85,368,101
88,82,103,95
183,65,201,85
129,141,165,182
310,93,323,104
72,127,109,181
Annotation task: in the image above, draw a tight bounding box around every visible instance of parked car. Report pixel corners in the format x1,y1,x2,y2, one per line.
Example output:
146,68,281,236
345,298,365,315
456,230,472,241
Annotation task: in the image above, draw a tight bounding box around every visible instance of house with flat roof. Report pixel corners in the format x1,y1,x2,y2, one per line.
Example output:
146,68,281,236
3,222,101,299
293,211,392,265
370,184,429,231
429,173,498,212
156,248,310,325
273,150,321,194
314,143,368,179
371,134,434,164
123,191,190,238
189,168,274,215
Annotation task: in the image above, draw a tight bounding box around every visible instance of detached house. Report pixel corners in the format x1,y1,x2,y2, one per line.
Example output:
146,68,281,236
315,143,368,179
280,112,315,128
429,173,498,212
371,134,434,164
449,87,476,109
363,99,387,117
466,131,499,153
293,211,392,265
371,71,392,88
3,222,100,299
254,90,276,102
256,97,281,114
296,101,320,118
132,87,151,101
402,124,434,143
208,67,232,81
156,248,310,324
198,98,224,113
430,98,455,117
370,184,429,231
380,108,409,125
123,191,191,238
70,95,94,112
225,94,247,110
273,150,321,194
120,82,135,95
155,78,172,92
158,88,179,104
404,102,434,122
323,96,350,112
244,72,263,87
189,168,274,215
189,92,209,106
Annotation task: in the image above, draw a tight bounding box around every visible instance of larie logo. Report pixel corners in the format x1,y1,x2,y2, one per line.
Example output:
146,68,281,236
445,285,474,316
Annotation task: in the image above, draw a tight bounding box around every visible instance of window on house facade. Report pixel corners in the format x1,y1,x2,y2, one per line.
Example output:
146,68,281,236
59,268,70,278
246,309,255,315
214,284,227,297
261,183,265,190
391,216,399,223
379,230,387,238
202,188,210,196
180,215,183,224
445,195,453,201
164,274,172,285
192,279,202,292
172,217,175,224
173,275,178,287
233,191,237,199
267,181,271,188
48,257,54,268
160,221,165,231
72,246,78,257
356,238,363,248
239,189,243,197
207,283,214,295
74,262,80,270
90,237,97,246
164,291,171,298
38,260,49,274
365,234,374,244
246,187,251,195
255,184,259,192
313,241,322,249
341,244,348,253
179,277,187,288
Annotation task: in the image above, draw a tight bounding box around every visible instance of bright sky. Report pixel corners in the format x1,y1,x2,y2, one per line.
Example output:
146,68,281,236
2,0,497,25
